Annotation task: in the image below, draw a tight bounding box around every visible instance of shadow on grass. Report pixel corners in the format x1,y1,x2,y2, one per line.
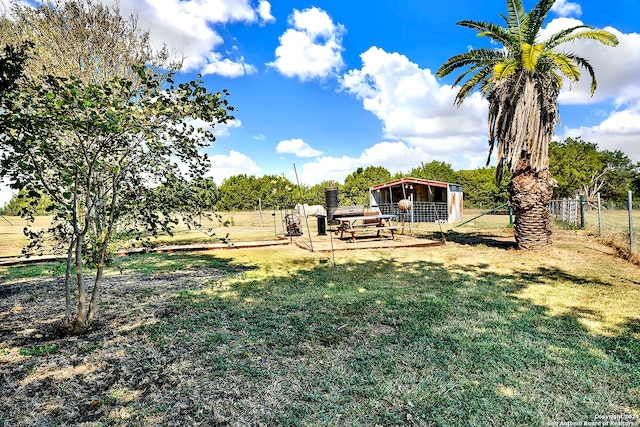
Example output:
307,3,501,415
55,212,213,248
147,256,638,425
441,230,517,249
1,251,638,426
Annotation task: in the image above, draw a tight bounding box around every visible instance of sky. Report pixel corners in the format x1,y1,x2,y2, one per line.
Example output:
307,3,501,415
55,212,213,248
1,0,640,206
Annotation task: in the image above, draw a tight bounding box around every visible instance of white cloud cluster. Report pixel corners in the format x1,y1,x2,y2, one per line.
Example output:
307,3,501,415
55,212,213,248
551,0,582,17
276,138,323,157
539,18,640,164
340,46,488,158
206,150,261,184
114,0,274,77
267,7,345,81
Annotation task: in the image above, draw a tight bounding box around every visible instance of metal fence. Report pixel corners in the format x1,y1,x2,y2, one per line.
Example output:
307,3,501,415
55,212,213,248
550,198,581,228
377,202,448,223
551,192,638,253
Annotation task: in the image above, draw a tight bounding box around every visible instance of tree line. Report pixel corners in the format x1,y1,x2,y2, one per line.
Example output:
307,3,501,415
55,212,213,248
6,137,635,216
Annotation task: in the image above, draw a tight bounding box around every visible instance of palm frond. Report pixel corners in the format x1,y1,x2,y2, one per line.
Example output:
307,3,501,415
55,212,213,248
570,55,598,94
550,28,619,49
455,66,493,105
505,0,526,35
493,58,519,79
457,20,516,48
451,63,484,87
527,0,555,41
547,53,581,83
436,48,503,78
543,25,592,49
521,43,544,70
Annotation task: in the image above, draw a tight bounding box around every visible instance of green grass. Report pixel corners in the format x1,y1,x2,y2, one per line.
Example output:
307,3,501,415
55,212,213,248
2,223,639,425
18,344,60,357
131,243,638,425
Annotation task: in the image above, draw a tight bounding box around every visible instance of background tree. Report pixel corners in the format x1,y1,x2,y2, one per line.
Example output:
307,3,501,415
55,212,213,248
405,161,457,183
437,0,618,249
549,137,638,204
454,167,509,209
0,189,54,216
598,150,639,202
217,175,261,211
0,0,176,84
549,138,604,199
341,166,391,206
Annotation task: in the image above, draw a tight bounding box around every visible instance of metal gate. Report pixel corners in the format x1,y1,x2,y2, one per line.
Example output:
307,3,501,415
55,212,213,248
550,198,580,228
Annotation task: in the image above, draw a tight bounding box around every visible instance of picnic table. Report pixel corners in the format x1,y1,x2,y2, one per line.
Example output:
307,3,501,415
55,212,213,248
334,213,399,243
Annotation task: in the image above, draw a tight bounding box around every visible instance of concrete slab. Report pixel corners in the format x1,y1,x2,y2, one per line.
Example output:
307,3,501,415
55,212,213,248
290,229,445,252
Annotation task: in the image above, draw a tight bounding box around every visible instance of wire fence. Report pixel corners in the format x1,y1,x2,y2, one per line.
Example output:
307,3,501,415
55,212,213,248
551,192,638,253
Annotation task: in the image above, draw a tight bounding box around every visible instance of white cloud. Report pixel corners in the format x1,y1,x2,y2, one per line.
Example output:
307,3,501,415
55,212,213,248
201,53,257,78
340,46,488,158
540,20,640,108
206,150,261,184
256,0,275,24
550,0,582,17
108,0,272,77
559,109,640,163
537,20,640,164
295,141,478,186
267,7,345,81
276,138,323,157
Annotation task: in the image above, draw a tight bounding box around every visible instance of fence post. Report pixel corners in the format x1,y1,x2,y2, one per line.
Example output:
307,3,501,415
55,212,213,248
580,194,585,229
628,190,635,252
597,192,602,236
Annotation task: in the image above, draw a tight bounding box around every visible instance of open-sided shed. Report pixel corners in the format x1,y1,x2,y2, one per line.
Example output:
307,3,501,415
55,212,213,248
369,177,463,224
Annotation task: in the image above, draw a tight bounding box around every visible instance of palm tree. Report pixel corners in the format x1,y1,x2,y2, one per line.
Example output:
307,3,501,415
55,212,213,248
437,0,618,249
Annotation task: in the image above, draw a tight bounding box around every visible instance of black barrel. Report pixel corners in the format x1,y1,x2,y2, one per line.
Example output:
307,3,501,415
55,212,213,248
324,187,339,224
317,215,326,236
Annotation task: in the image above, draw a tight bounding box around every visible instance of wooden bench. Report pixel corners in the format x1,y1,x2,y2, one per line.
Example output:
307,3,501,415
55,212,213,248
339,225,401,243
334,213,399,243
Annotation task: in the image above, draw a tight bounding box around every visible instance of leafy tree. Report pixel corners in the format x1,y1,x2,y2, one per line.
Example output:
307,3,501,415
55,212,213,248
0,0,175,84
406,161,457,183
454,167,509,209
217,175,260,211
549,138,638,204
189,177,220,212
0,68,234,332
217,174,299,211
437,0,618,249
0,41,32,92
598,150,639,202
549,138,604,199
341,166,391,206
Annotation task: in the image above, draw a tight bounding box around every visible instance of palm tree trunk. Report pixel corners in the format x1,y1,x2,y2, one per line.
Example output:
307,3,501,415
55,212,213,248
508,157,557,250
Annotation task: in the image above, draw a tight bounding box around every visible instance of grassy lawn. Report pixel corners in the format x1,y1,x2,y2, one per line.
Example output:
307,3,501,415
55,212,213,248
1,225,639,426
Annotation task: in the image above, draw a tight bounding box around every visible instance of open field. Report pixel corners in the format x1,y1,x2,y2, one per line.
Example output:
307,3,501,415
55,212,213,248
1,217,639,426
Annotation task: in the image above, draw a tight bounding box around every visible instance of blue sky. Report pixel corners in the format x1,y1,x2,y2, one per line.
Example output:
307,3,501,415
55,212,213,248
2,0,640,205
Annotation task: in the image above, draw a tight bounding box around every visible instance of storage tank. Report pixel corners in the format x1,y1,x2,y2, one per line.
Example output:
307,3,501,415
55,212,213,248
324,187,339,224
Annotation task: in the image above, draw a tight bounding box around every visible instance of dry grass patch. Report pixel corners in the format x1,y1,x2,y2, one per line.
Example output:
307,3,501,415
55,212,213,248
1,229,639,426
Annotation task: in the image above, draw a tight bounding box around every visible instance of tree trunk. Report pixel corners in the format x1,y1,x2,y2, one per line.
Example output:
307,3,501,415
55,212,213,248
508,157,557,250
64,237,76,327
73,233,86,333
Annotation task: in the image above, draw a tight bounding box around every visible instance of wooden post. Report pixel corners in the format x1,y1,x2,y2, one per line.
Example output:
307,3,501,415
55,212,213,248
628,190,635,253
597,193,602,236
580,194,585,229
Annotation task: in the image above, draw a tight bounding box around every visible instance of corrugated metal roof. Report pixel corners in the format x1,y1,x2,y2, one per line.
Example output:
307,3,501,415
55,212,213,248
369,177,451,191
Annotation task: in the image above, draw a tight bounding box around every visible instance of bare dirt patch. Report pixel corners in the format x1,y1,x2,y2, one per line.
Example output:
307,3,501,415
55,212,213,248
0,266,229,426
